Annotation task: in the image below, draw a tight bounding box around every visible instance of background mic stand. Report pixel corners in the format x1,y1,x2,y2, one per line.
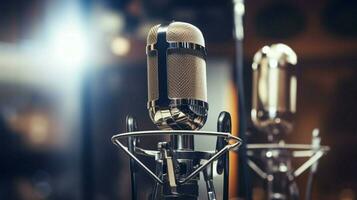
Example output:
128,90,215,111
112,112,241,200
126,115,138,200
246,129,329,200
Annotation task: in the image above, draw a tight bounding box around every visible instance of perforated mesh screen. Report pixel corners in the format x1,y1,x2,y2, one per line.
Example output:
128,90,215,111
146,22,207,102
147,53,159,101
147,53,207,102
167,53,207,101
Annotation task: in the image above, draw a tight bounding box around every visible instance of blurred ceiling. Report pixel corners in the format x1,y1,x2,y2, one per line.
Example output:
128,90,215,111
0,0,357,61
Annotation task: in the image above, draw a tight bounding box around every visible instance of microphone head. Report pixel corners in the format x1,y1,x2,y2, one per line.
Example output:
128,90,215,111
146,22,208,130
251,43,297,134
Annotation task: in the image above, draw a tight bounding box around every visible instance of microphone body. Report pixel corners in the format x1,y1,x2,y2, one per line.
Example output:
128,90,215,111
251,44,297,138
146,22,208,131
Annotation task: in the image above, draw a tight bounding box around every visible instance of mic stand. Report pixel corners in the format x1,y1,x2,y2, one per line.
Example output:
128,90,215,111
112,112,241,200
246,129,329,200
126,116,138,200
232,0,252,198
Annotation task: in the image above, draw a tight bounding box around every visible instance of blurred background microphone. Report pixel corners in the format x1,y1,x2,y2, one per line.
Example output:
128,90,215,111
251,44,297,140
247,44,328,200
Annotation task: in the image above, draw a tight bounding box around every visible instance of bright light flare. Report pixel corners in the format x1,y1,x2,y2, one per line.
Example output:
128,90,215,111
49,22,88,69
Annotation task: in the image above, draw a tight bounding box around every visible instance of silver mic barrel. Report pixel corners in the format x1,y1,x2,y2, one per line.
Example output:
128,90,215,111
146,22,208,131
251,44,297,134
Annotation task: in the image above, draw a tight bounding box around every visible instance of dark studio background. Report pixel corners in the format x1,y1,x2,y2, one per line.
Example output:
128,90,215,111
0,0,356,200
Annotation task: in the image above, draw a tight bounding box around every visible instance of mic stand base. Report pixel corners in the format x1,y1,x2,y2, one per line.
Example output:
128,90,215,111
112,112,241,200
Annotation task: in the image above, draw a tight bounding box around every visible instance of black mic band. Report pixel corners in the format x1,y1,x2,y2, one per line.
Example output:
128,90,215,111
156,24,170,106
147,99,209,110
146,42,207,59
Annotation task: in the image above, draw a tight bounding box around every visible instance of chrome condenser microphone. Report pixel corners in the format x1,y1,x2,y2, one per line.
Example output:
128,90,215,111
112,21,243,200
251,43,297,136
146,22,208,198
146,22,208,131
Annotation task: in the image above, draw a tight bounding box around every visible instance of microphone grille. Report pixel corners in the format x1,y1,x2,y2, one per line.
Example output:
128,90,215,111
146,21,208,130
147,54,159,101
168,53,207,101
147,22,207,102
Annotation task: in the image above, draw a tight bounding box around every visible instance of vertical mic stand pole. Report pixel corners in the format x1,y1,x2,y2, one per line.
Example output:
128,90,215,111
126,116,138,200
265,131,298,200
233,0,252,199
